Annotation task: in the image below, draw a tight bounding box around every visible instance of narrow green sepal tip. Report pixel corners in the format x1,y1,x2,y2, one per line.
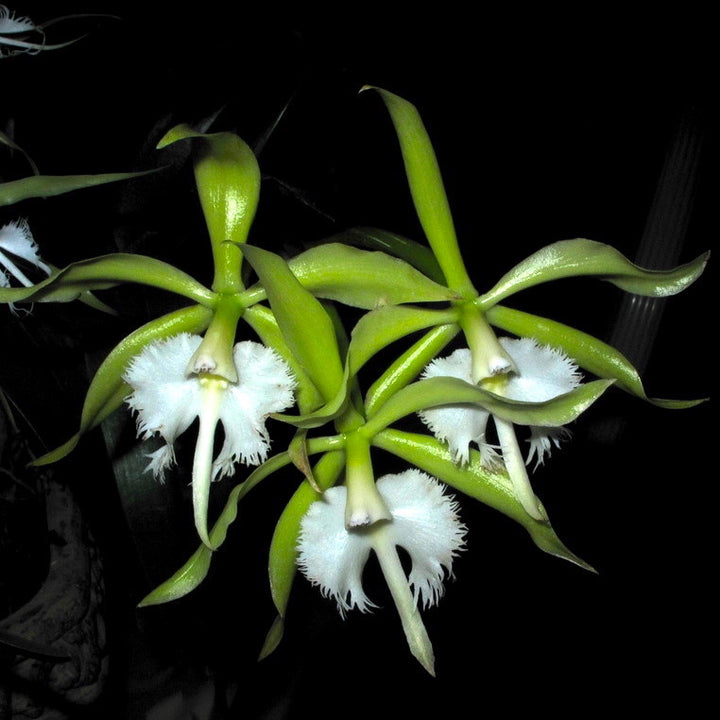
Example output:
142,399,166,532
258,615,285,661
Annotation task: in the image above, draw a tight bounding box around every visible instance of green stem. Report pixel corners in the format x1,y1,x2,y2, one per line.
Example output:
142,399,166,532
343,431,391,528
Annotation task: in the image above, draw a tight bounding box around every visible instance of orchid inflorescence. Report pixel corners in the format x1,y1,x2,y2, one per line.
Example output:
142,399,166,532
0,87,707,675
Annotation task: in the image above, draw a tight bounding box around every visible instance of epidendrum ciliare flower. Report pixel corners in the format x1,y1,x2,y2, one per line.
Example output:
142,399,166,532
420,337,582,518
0,218,51,312
0,218,51,288
124,332,296,544
297,468,467,674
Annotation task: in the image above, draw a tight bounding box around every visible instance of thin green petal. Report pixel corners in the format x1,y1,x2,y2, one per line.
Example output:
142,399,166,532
241,244,344,402
373,429,595,572
0,170,156,206
263,449,346,656
486,304,706,408
479,239,709,309
33,304,213,466
0,254,216,307
362,375,615,438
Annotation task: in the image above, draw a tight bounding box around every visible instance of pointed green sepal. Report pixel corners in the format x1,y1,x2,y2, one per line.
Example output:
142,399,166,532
282,242,455,308
332,226,445,284
266,450,346,633
0,253,216,307
373,429,595,572
33,304,213,466
479,239,709,309
158,124,260,292
0,169,157,206
486,304,706,408
241,244,344,402
362,375,614,437
363,86,475,297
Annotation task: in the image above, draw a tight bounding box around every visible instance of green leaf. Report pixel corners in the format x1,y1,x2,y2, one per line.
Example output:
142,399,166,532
281,242,457,308
486,304,706,408
158,124,260,292
0,170,157,206
322,227,446,285
33,304,213,466
373,429,595,572
0,253,216,307
364,86,475,297
479,239,709,308
241,244,344,402
362,375,615,437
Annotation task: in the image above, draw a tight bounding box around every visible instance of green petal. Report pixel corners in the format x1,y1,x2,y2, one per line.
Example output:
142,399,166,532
0,253,216,307
364,323,460,416
362,375,615,437
243,304,325,414
33,304,213,466
241,244,344,402
139,437,344,607
263,449,346,656
322,227,446,285
0,170,156,206
486,304,706,408
158,124,260,293
479,239,709,308
373,429,595,572
282,242,457,308
363,86,475,296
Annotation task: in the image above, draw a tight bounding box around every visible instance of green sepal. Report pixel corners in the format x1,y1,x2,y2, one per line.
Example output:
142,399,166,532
243,304,325,414
373,428,595,572
33,304,213,466
263,449,346,657
241,244,344,402
332,227,446,284
139,436,344,607
272,305,458,430
0,253,216,307
281,242,455,308
158,124,260,293
0,169,157,206
486,304,707,408
478,239,709,309
363,86,475,297
362,375,615,437
365,323,460,416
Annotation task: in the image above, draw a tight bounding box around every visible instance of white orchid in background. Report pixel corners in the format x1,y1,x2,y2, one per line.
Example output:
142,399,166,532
124,332,296,546
0,4,114,58
0,218,51,308
297,468,466,675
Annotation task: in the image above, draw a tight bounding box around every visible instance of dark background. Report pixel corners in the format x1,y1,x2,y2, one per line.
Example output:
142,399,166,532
2,3,715,718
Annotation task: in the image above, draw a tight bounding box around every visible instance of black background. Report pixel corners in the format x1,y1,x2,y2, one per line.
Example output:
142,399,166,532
2,3,716,718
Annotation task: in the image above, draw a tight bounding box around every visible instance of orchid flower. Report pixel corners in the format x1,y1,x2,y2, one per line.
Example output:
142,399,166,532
0,4,112,57
420,337,582,519
124,332,296,547
297,468,466,674
0,218,51,310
